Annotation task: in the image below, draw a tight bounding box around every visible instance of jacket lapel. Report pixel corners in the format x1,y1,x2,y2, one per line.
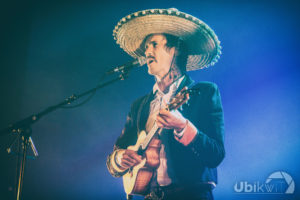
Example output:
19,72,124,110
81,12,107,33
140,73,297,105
175,75,195,94
137,92,155,133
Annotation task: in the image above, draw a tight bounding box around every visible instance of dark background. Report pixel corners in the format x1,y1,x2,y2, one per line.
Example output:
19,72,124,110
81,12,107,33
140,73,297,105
1,0,299,199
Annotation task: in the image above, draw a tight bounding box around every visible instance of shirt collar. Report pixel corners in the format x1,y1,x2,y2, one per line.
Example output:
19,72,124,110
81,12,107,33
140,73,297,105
152,75,185,96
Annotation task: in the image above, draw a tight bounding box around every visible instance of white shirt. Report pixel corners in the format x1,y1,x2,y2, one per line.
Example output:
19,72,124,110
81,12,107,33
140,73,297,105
146,76,184,186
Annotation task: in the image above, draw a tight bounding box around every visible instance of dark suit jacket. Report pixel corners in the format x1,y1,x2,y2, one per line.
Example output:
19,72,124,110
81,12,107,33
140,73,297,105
107,75,225,186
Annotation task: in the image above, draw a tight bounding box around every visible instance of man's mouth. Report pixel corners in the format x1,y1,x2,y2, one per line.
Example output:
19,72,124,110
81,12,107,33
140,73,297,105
147,57,156,65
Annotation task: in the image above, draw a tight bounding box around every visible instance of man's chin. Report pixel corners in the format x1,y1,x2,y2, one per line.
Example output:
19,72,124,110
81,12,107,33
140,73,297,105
147,65,156,75
147,69,155,76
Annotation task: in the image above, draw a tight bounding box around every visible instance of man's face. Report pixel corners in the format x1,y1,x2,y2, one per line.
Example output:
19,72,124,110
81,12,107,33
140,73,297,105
144,34,175,79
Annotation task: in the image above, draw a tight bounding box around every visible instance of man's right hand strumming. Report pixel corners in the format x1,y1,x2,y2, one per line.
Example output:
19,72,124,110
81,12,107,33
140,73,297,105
116,149,142,169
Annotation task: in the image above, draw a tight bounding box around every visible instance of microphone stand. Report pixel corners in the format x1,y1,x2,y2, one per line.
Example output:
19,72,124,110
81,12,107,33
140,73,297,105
1,68,132,200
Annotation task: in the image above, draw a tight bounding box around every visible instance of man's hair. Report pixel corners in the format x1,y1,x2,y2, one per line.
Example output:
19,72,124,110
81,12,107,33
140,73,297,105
163,33,188,74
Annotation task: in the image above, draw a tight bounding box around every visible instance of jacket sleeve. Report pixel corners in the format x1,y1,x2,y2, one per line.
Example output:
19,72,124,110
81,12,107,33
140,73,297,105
187,83,225,168
106,98,141,177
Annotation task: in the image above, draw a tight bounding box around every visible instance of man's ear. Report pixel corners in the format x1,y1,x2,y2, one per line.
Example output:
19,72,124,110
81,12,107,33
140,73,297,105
170,47,177,56
174,47,180,57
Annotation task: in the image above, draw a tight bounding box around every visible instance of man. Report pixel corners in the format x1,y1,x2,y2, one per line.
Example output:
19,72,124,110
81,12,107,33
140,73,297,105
107,8,225,200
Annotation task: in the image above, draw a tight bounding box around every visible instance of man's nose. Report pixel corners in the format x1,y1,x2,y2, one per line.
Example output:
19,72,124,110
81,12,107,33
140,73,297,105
145,45,153,57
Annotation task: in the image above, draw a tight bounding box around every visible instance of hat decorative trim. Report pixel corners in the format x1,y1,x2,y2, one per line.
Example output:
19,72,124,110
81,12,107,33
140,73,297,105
113,8,222,71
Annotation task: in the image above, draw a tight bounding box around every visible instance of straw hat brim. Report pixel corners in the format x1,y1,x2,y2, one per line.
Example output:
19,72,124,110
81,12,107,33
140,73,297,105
113,8,222,71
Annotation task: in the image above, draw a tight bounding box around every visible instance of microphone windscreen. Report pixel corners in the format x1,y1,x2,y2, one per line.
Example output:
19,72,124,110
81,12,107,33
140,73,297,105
137,57,146,66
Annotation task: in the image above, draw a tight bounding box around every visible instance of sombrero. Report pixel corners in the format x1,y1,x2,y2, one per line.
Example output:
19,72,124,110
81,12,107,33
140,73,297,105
113,8,222,71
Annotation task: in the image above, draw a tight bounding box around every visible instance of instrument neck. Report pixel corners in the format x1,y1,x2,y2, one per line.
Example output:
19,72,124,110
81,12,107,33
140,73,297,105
140,122,162,151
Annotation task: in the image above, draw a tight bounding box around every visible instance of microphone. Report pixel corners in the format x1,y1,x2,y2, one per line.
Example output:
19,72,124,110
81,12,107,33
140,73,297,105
106,59,143,75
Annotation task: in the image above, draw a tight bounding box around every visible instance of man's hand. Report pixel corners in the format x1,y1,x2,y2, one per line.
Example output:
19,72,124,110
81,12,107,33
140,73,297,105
119,149,142,169
156,109,187,132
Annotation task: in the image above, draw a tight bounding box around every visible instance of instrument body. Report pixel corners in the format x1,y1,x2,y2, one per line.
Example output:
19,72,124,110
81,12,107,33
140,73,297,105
123,131,161,195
